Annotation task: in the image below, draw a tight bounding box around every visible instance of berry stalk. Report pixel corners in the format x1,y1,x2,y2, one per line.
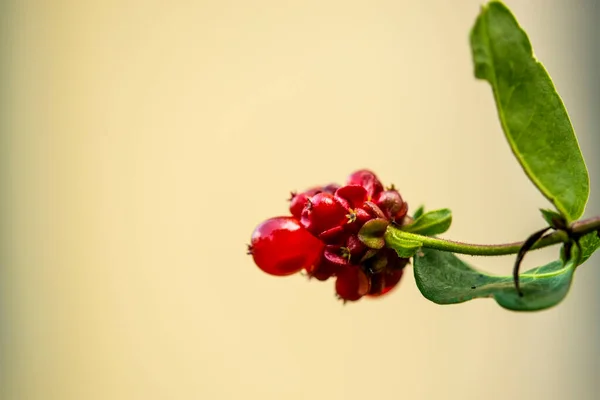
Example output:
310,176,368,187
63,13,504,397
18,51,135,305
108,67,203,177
385,216,600,257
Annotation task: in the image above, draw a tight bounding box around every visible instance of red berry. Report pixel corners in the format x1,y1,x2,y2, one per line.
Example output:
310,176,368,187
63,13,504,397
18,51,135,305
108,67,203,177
318,225,347,244
309,258,342,281
375,189,408,222
322,236,369,266
323,244,353,267
300,192,347,236
250,216,324,276
346,170,384,199
335,267,371,302
346,234,368,261
335,185,368,209
289,188,321,219
289,184,341,219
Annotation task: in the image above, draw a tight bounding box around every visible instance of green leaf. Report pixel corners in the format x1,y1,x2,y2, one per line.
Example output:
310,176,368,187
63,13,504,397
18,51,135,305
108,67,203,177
413,247,577,311
540,209,567,229
470,1,589,221
579,232,600,265
403,208,452,236
412,205,425,220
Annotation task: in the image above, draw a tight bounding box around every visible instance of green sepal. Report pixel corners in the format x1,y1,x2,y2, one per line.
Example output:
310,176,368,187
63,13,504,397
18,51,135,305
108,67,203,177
391,237,423,258
358,218,389,249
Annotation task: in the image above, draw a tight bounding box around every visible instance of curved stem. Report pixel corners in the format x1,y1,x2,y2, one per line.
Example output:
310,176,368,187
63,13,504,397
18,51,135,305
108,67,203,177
385,216,600,256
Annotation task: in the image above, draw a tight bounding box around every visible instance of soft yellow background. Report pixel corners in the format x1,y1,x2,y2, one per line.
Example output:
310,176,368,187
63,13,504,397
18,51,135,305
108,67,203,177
2,1,599,399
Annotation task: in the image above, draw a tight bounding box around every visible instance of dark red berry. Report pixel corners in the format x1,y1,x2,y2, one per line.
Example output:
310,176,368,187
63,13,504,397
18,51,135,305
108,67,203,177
375,189,408,222
383,248,410,270
346,235,367,260
362,201,387,219
300,192,347,236
322,183,341,194
309,258,342,281
368,268,403,297
323,245,351,266
335,267,371,302
368,272,385,294
250,216,324,276
289,184,341,219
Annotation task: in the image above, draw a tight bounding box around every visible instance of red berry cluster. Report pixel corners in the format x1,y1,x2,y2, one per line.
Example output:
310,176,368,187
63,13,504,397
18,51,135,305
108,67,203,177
248,170,410,302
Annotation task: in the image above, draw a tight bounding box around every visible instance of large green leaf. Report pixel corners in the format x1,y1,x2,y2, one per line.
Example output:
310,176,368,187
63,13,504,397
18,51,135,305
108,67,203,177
413,247,577,311
470,1,589,221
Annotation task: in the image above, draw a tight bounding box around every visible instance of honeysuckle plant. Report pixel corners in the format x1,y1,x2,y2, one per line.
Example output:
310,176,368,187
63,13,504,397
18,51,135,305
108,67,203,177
248,1,600,311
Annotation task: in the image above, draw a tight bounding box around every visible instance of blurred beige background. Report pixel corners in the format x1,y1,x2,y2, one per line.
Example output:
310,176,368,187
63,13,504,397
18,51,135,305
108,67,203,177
1,1,599,399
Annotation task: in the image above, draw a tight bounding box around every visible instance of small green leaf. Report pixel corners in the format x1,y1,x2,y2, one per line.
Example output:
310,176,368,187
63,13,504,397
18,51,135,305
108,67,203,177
358,218,389,249
540,209,567,229
579,232,600,265
471,1,589,221
413,247,576,311
403,208,452,236
412,205,425,220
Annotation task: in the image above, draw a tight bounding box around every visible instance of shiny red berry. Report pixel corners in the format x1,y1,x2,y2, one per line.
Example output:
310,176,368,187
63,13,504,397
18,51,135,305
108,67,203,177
250,216,324,276
289,188,321,219
335,185,368,209
346,170,384,199
335,267,370,302
300,192,347,236
375,189,408,222
289,184,341,219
